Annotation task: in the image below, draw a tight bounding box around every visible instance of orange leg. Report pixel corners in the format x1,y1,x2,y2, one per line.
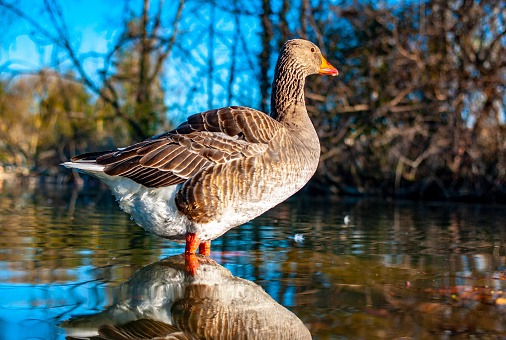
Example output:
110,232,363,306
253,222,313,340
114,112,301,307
185,232,200,255
185,233,200,275
198,241,211,256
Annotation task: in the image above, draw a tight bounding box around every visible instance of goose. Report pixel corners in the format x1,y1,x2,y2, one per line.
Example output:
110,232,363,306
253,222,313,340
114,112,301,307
63,39,338,273
61,255,312,339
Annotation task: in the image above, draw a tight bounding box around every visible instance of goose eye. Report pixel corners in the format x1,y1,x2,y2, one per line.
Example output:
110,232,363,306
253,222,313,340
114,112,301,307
310,47,315,53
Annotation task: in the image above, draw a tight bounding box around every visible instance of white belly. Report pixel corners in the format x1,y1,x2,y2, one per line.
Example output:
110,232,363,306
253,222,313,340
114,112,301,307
100,175,190,240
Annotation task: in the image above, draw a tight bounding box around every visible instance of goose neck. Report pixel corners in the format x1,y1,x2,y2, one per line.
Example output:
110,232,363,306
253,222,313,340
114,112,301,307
269,60,307,122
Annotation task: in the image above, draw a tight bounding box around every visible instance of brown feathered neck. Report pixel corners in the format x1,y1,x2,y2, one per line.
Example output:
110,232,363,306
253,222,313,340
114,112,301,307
269,48,309,124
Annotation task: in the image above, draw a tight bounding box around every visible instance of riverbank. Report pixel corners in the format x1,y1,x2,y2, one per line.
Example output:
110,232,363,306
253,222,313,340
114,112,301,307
2,166,505,205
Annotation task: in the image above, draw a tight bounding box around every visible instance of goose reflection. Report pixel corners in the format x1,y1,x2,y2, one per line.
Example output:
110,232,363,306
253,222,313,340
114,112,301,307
61,255,311,339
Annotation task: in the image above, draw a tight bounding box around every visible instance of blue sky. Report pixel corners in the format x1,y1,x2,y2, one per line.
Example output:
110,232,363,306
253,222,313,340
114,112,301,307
1,0,119,73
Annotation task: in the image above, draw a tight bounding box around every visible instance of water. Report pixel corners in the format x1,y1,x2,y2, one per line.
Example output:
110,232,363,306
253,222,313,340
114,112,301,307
1,181,506,339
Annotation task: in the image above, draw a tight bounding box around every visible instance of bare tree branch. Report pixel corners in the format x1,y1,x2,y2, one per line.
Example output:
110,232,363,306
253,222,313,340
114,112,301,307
148,0,184,84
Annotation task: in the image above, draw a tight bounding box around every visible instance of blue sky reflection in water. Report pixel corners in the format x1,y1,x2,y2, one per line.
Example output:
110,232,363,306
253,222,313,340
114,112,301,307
2,182,506,338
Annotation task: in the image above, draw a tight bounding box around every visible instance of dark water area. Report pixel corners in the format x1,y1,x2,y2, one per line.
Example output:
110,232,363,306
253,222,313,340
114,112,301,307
1,181,506,339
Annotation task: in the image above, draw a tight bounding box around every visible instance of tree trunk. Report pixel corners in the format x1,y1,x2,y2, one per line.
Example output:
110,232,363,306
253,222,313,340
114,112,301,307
260,0,273,113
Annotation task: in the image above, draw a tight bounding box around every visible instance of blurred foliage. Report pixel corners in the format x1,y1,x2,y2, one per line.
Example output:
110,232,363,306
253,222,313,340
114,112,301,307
305,0,506,201
112,47,167,140
0,72,132,171
0,0,176,173
255,0,505,200
0,0,504,201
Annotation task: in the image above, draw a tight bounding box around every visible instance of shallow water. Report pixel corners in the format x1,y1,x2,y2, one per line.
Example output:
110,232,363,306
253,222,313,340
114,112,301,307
1,181,506,339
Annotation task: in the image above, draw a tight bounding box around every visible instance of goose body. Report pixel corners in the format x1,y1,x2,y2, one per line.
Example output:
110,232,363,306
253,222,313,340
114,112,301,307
63,39,338,257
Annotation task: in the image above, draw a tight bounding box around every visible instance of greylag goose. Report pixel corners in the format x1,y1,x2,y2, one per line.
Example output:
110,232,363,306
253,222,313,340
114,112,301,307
61,255,312,339
63,39,338,273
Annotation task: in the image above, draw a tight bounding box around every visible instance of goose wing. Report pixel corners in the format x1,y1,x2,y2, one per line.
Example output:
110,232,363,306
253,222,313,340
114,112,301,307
71,106,281,188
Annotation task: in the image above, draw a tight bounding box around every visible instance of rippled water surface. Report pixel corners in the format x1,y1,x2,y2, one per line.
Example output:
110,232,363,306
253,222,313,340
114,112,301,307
2,181,506,339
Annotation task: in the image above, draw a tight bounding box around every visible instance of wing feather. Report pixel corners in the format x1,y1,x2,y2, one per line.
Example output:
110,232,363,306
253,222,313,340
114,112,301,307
73,106,281,188
140,144,182,167
104,157,141,176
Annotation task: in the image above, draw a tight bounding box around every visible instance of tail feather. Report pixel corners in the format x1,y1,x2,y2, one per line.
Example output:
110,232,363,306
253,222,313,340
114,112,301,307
63,150,116,174
62,161,106,174
71,150,114,162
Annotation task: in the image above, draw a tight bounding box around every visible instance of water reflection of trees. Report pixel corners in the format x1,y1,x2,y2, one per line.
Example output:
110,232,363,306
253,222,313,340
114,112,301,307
0,183,164,284
3,185,506,337
251,198,506,337
280,249,506,337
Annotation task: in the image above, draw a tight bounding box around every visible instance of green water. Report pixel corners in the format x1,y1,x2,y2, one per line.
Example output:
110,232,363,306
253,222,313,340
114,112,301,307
1,181,506,339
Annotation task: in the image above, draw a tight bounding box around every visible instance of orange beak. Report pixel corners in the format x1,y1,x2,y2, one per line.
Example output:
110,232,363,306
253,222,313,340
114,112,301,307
318,56,338,76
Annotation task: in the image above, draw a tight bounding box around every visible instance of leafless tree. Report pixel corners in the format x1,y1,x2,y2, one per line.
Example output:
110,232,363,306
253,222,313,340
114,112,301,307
308,0,506,200
0,0,184,140
259,0,273,113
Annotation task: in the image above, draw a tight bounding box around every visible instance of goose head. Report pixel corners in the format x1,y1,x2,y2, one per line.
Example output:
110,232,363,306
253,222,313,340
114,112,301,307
276,39,338,78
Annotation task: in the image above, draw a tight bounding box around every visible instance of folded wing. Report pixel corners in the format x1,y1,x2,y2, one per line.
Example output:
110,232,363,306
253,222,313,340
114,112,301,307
71,107,281,188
